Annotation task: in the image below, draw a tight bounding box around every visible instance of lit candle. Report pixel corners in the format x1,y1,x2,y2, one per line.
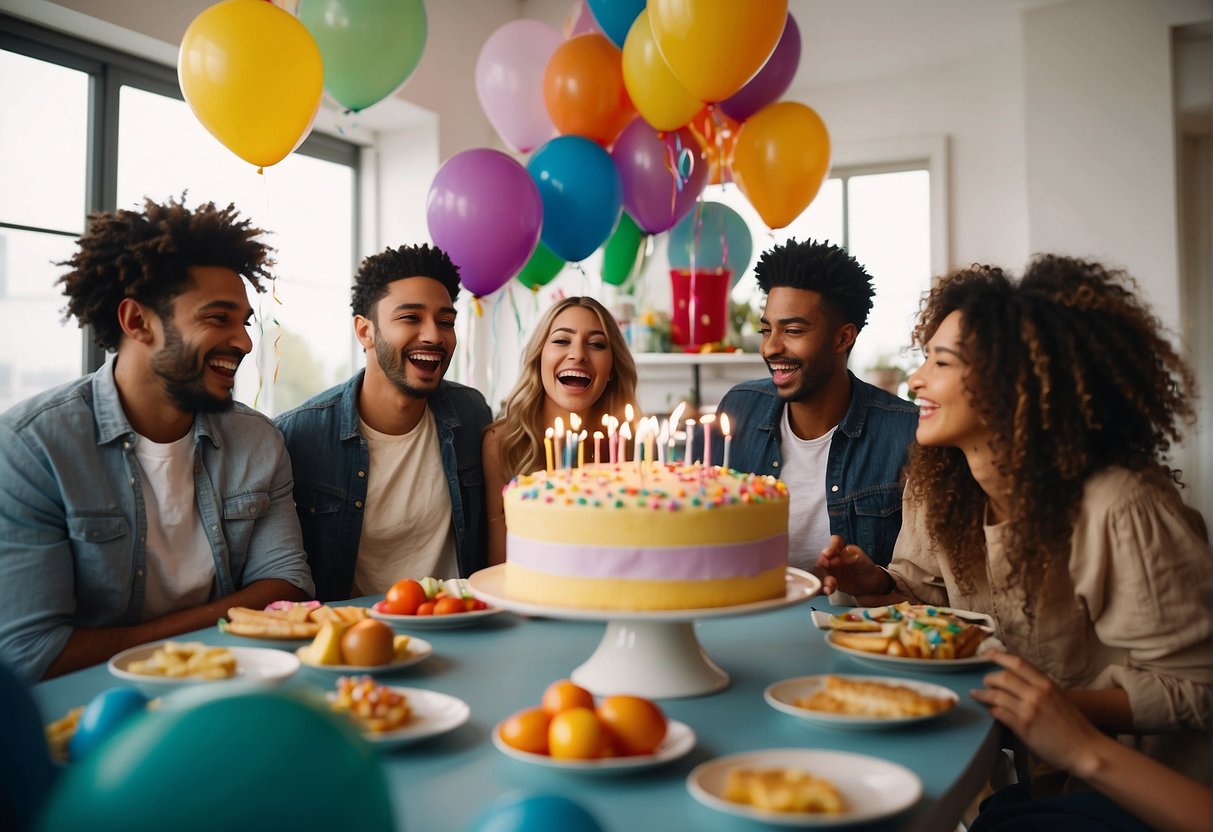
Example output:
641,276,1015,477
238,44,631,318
685,418,696,464
700,413,716,473
720,413,732,472
644,417,657,469
569,413,582,435
669,401,687,435
565,429,574,470
578,430,587,468
658,420,669,466
593,430,603,465
619,420,632,464
544,427,554,475
554,417,564,470
609,416,619,464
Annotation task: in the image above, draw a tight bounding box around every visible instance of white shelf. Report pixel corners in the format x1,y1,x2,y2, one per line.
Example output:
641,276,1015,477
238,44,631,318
633,352,765,367
631,353,766,411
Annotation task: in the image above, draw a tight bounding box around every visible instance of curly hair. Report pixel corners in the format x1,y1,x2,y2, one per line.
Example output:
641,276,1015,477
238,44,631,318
350,244,461,319
905,254,1196,604
753,238,875,332
492,296,638,478
58,196,273,351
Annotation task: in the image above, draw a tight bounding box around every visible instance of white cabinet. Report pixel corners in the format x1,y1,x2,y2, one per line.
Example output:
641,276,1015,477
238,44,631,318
632,352,766,414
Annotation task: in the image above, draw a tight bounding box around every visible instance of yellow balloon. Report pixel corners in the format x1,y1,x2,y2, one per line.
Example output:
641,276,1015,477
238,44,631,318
732,102,831,230
178,0,323,168
649,0,788,103
621,10,701,131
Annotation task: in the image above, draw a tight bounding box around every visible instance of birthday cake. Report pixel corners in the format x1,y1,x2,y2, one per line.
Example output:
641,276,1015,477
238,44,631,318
502,463,790,611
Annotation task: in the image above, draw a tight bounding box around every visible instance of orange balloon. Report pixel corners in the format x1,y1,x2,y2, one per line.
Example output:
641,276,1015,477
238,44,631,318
543,33,635,146
732,101,831,229
686,106,740,185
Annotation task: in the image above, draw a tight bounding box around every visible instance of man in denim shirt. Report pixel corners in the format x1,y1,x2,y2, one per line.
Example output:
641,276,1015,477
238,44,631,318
712,239,917,572
275,245,491,601
0,197,314,682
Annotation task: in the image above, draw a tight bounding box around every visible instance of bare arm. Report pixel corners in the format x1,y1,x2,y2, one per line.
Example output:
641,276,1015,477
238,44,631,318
482,426,507,567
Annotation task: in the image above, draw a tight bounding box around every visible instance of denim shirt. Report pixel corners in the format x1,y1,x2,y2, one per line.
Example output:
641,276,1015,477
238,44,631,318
0,359,315,682
274,370,492,601
712,373,918,566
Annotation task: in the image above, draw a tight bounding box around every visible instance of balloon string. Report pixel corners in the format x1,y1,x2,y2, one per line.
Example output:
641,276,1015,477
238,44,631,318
472,295,483,317
489,291,503,409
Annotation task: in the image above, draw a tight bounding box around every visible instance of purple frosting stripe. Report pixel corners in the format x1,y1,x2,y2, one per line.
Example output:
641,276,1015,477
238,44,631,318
506,534,788,580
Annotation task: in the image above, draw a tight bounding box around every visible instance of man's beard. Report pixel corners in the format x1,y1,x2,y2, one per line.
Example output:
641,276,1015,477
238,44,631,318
771,353,836,403
374,329,443,400
151,322,236,414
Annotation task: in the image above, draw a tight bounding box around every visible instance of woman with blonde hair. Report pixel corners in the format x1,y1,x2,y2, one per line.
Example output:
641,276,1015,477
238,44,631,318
483,296,638,565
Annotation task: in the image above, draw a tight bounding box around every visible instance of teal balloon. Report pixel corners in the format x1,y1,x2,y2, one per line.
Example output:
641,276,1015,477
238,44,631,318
37,689,394,832
517,241,564,290
602,212,645,287
0,662,55,832
298,0,427,113
471,793,605,832
527,135,623,263
668,201,753,286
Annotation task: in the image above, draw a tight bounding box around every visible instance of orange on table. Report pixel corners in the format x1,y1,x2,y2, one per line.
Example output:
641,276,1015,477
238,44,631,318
541,679,594,716
499,706,551,755
383,579,427,615
596,695,667,756
548,707,608,759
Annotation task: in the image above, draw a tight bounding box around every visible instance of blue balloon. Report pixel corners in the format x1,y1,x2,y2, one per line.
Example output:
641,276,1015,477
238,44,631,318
470,793,605,832
67,687,149,760
585,0,646,48
527,135,622,263
668,201,754,286
0,661,56,832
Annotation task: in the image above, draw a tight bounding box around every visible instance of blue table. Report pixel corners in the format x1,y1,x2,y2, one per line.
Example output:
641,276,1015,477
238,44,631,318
33,599,1000,831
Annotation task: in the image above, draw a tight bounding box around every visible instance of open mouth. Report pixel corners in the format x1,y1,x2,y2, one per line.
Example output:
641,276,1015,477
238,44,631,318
916,398,939,419
557,368,593,391
407,350,444,374
766,360,800,385
207,356,240,380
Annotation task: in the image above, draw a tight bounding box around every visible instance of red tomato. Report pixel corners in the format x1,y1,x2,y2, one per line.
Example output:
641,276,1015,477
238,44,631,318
433,596,465,616
384,579,427,616
415,601,436,616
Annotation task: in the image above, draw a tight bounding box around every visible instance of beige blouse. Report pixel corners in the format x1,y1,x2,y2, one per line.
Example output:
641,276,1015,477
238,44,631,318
888,466,1212,780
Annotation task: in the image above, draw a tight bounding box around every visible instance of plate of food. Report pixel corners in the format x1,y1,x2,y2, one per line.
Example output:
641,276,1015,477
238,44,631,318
817,602,998,672
764,674,958,730
687,748,921,827
296,635,432,675
825,632,995,672
326,677,470,748
491,718,696,775
369,600,503,630
108,641,299,695
219,601,371,642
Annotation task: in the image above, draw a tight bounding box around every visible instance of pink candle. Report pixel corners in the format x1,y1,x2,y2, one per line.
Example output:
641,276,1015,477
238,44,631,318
700,414,716,473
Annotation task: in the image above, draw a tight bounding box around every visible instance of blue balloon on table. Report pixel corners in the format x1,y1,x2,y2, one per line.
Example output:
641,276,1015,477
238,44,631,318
470,793,605,832
67,686,149,760
0,661,56,832
668,201,753,287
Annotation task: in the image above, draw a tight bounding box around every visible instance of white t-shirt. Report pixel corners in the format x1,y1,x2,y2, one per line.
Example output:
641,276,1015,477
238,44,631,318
135,430,215,621
778,407,836,572
352,409,459,596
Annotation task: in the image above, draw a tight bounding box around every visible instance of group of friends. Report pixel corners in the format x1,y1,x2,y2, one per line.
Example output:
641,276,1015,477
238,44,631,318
0,196,1208,832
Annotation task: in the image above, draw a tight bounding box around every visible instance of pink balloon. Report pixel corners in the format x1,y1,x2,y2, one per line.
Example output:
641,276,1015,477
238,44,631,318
718,14,802,123
476,20,561,154
610,117,708,234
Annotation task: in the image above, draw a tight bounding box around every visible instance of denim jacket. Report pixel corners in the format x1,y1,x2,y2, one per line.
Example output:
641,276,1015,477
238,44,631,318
274,370,492,601
0,358,315,682
712,373,918,566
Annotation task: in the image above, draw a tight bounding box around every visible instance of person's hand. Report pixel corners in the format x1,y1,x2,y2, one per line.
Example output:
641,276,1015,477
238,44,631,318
816,535,891,596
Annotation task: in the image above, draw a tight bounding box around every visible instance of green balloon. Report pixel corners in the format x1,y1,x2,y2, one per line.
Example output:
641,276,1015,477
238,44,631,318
299,0,427,113
37,689,395,832
602,212,645,287
517,241,564,290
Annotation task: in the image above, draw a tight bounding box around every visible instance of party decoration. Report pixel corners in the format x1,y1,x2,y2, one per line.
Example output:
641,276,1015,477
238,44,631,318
648,0,788,103
602,213,645,286
427,149,543,297
67,687,149,761
178,0,323,168
517,242,565,290
718,13,801,122
476,19,562,153
527,136,623,263
0,662,55,832
670,268,731,348
611,118,707,234
563,0,601,38
297,0,427,113
471,793,605,832
543,33,635,147
668,201,753,286
732,101,831,229
686,106,740,185
585,0,646,49
36,689,393,832
621,10,701,131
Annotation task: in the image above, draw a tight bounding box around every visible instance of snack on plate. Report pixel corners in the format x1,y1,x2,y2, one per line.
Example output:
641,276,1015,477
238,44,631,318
44,706,85,763
298,618,410,667
328,675,411,733
794,676,955,718
223,603,369,639
126,641,236,679
829,602,988,660
724,767,845,814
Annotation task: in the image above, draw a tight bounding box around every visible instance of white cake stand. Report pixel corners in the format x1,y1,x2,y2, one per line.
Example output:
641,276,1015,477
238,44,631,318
467,565,821,699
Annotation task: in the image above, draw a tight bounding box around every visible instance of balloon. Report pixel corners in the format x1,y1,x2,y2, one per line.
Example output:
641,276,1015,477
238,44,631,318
517,242,565,290
610,118,707,234
686,106,740,185
585,0,645,49
471,793,605,832
621,10,701,132
476,20,562,154
718,14,801,122
0,662,55,832
527,136,623,263
668,201,753,285
36,690,393,832
602,213,645,286
648,0,788,103
427,149,543,297
178,0,323,168
732,101,831,229
67,687,149,761
297,0,427,113
543,33,635,147
563,1,600,38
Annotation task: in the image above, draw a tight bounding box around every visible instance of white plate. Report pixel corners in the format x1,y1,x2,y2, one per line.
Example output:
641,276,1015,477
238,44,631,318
687,748,922,827
108,642,299,695
491,718,695,774
369,601,503,630
825,632,995,672
295,636,433,674
764,675,958,730
347,687,470,748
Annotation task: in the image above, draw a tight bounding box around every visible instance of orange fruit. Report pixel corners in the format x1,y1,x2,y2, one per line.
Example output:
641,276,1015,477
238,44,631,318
596,695,667,756
541,679,594,716
384,579,427,616
548,707,607,759
499,707,551,755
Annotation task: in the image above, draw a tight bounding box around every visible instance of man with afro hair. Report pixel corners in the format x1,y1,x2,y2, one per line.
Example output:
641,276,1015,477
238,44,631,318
0,196,314,682
276,245,491,601
711,238,918,576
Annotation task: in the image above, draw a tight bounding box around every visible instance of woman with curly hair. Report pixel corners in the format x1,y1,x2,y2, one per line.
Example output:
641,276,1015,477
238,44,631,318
819,255,1210,794
483,296,638,565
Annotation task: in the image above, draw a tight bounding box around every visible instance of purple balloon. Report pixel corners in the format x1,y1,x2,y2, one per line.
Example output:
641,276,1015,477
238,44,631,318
610,118,708,235
718,14,801,123
426,149,543,296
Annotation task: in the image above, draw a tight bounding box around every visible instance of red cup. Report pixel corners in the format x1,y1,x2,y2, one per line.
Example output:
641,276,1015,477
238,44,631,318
669,268,730,349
